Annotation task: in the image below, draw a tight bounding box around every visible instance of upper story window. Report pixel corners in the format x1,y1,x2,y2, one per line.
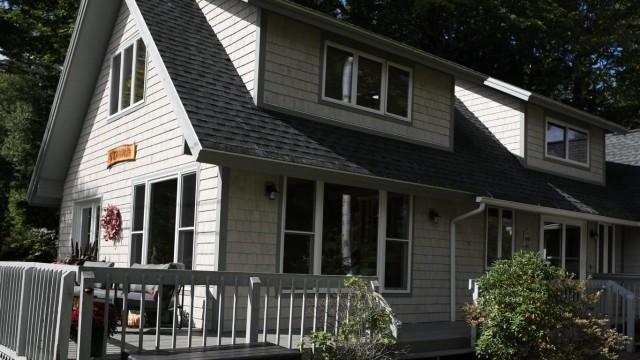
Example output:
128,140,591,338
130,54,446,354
322,42,413,121
545,118,589,165
109,38,147,116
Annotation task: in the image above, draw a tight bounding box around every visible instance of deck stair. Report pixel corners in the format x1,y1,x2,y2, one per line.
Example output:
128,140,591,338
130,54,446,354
397,321,473,359
127,343,300,360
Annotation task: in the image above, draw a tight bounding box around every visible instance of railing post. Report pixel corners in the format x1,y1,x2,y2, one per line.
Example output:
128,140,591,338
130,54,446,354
54,272,75,360
607,281,615,326
77,271,95,360
627,294,636,353
469,279,479,348
246,277,261,344
15,267,33,357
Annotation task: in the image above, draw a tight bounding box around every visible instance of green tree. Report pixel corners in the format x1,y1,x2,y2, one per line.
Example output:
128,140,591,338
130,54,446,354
296,0,640,128
465,252,628,360
0,0,78,260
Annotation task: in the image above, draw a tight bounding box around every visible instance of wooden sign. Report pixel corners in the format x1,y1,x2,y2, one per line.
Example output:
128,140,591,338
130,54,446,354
107,144,137,168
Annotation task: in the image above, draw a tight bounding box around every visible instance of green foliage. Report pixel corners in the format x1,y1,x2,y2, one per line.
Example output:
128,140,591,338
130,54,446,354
0,0,78,261
295,0,640,128
464,251,628,360
303,276,401,360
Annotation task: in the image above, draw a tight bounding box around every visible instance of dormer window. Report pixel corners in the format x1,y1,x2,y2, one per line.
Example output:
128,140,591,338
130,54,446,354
109,38,147,116
545,118,589,165
322,42,413,121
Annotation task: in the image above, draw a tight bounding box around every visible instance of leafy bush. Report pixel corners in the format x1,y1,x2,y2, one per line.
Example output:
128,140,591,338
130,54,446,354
303,276,402,360
464,251,628,360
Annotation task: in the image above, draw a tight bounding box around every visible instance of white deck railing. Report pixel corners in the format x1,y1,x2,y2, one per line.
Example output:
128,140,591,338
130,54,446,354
0,262,77,360
0,262,391,359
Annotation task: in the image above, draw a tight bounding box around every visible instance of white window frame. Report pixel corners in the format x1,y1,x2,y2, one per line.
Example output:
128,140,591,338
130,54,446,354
130,166,199,267
596,223,616,274
539,216,587,279
544,117,590,167
72,198,102,258
484,207,515,269
279,177,413,293
108,38,147,118
321,41,413,122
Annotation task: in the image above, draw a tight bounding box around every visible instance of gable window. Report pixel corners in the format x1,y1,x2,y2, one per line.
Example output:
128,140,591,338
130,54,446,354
280,177,412,292
109,38,147,116
545,119,589,165
322,42,413,121
130,169,197,269
485,207,514,267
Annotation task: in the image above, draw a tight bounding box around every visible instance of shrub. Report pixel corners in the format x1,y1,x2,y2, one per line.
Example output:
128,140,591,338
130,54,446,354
464,251,628,360
303,276,402,360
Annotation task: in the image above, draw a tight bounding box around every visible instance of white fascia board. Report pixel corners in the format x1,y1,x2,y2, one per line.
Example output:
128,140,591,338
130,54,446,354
476,196,639,227
124,0,203,157
483,77,531,101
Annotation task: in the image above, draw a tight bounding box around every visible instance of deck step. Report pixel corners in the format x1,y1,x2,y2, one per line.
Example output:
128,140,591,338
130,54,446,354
399,336,473,359
127,343,301,360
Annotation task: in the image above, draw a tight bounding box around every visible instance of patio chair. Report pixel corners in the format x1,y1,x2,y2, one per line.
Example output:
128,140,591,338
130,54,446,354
73,260,115,297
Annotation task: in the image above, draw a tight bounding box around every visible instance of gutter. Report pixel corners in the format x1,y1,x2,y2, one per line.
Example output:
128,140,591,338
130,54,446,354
450,203,486,322
476,197,640,227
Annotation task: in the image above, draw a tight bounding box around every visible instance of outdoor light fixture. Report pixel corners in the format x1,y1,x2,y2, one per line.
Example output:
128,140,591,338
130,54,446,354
429,209,440,224
265,183,279,200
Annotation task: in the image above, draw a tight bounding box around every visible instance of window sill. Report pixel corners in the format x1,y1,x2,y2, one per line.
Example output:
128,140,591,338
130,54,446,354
107,100,146,124
543,154,590,170
319,96,412,125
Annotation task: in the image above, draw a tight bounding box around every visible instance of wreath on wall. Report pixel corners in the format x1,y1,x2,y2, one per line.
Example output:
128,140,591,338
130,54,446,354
100,204,122,242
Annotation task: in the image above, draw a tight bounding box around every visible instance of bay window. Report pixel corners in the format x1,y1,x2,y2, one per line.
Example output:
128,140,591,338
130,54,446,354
485,208,514,268
109,38,147,116
322,42,413,121
130,170,197,269
280,177,412,292
545,119,589,165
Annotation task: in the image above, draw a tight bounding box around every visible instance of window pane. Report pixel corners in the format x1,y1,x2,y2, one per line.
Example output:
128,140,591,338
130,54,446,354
133,184,145,232
385,240,408,290
80,207,92,255
546,123,566,158
283,233,313,274
134,39,146,103
387,65,410,118
322,184,378,276
598,224,605,273
285,178,315,232
387,193,410,239
608,226,614,273
356,56,382,110
543,222,562,267
178,230,194,270
121,45,134,109
501,210,513,259
565,225,581,275
324,46,353,102
131,233,143,265
109,54,121,115
147,178,177,265
93,205,101,248
486,208,499,266
180,173,196,228
568,128,588,163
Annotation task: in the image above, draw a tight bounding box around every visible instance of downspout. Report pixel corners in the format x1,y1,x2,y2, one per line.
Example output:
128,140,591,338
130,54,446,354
450,203,486,322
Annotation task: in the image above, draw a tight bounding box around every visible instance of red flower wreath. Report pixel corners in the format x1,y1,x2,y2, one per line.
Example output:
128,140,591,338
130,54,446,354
100,204,122,242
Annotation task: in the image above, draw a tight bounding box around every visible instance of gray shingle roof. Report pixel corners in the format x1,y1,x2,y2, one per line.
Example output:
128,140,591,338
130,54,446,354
607,130,640,166
136,0,640,221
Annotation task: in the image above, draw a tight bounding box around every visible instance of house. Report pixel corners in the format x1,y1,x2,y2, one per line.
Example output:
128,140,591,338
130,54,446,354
25,0,640,356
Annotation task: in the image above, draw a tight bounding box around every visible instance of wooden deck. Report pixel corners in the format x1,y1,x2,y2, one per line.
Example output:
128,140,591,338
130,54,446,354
397,321,474,359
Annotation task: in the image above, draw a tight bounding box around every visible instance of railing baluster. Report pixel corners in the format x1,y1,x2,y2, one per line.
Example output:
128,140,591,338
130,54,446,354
203,276,210,347
139,276,146,352
246,277,261,344
217,275,225,346
172,275,179,349
101,272,111,358
121,280,129,355
323,279,329,333
313,279,319,333
276,279,282,346
300,278,307,341
263,279,270,343
231,276,238,345
335,279,342,335
189,275,195,348
156,276,163,351
288,278,294,349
